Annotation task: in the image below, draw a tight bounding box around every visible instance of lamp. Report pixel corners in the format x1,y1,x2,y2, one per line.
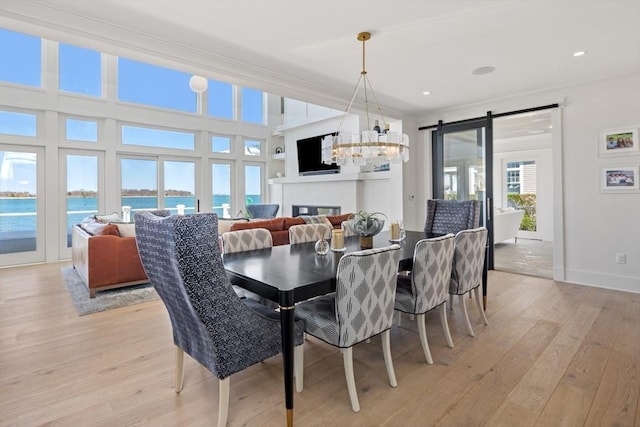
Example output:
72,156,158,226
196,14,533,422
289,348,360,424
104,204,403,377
189,75,208,93
322,32,409,167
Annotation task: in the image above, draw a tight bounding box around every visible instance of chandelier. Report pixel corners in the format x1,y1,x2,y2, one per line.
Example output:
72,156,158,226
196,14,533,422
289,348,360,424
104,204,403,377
322,32,409,167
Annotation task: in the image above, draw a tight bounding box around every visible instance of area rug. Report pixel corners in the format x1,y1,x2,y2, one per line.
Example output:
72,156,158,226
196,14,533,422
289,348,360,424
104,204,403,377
61,267,158,316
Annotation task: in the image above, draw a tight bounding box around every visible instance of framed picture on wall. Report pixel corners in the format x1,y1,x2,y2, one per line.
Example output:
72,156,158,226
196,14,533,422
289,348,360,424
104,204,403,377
599,127,639,157
600,165,639,192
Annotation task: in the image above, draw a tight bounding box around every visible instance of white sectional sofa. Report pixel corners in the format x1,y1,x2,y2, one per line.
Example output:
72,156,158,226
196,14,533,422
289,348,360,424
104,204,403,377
493,207,525,243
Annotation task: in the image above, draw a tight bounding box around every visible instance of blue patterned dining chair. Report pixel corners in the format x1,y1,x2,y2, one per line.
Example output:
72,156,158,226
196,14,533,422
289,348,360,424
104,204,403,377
135,212,304,426
288,223,331,244
449,227,489,337
294,245,402,413
394,234,456,364
424,199,481,235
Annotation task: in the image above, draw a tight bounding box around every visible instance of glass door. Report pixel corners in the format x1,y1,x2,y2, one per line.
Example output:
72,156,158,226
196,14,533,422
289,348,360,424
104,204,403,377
432,117,493,305
0,145,45,266
59,150,103,259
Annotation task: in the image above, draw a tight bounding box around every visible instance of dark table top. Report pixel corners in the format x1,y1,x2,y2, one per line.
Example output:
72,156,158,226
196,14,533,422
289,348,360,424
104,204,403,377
223,230,444,306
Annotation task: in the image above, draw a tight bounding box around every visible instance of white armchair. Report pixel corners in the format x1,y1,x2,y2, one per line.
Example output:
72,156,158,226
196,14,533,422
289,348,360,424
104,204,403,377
493,208,525,243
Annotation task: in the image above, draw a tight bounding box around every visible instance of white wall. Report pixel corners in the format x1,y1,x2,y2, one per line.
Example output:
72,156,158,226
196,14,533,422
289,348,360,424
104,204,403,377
268,114,404,223
410,73,640,293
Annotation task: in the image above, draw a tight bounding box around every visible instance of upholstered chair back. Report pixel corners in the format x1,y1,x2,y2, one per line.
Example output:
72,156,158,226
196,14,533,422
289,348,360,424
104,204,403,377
135,212,302,380
246,204,279,219
288,223,331,244
220,228,273,254
449,227,488,296
395,234,455,315
424,199,481,235
335,245,401,347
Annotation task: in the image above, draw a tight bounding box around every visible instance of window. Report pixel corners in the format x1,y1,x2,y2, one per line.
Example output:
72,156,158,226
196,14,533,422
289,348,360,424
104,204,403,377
0,111,37,137
244,164,262,205
0,150,38,254
212,136,231,154
0,29,41,87
241,87,264,124
66,119,98,142
118,58,196,112
244,140,261,156
212,163,231,218
59,43,101,96
121,158,158,211
164,160,195,215
122,125,195,150
207,79,234,119
65,154,98,246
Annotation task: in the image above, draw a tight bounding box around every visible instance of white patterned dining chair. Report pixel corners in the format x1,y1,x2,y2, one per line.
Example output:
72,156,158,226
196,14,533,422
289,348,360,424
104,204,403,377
288,223,331,244
220,228,276,308
394,234,455,364
449,227,489,336
294,244,402,413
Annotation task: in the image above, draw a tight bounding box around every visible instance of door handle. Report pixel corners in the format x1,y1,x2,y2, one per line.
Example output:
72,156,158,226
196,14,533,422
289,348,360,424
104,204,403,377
487,198,492,221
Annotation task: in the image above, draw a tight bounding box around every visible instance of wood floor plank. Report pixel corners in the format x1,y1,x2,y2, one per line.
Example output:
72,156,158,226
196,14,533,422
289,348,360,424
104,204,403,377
487,302,603,426
1,263,638,426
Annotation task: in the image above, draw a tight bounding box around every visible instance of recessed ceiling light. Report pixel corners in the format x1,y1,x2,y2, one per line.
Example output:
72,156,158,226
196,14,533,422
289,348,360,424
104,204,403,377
472,66,496,75
573,50,587,57
422,91,431,95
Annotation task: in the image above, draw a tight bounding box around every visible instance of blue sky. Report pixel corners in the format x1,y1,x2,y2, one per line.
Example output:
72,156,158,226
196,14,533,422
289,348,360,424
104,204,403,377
0,28,263,196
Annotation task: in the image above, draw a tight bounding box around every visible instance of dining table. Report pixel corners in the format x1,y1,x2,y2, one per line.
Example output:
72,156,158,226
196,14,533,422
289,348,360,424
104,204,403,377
223,229,445,426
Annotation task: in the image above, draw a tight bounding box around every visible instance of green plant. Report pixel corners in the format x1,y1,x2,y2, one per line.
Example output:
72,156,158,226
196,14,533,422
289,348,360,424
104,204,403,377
349,210,387,236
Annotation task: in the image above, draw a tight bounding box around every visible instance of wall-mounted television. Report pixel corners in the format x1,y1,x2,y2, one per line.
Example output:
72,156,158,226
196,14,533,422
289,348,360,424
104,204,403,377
296,133,339,176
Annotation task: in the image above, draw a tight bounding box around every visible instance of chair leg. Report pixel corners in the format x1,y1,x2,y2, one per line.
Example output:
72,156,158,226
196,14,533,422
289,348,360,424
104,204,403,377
294,343,304,393
459,294,475,337
218,377,230,427
440,302,454,348
175,346,184,392
381,330,398,387
416,313,433,364
474,287,489,325
341,347,360,413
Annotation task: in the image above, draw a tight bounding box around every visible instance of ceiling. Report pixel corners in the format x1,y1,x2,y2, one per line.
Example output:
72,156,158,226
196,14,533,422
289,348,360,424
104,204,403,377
1,0,639,134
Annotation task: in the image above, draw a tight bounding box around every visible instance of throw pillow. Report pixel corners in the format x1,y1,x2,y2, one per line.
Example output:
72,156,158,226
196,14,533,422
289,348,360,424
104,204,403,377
116,223,136,237
95,212,122,223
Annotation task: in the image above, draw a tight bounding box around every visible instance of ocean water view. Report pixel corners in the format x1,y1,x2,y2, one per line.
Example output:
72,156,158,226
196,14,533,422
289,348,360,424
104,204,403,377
0,195,260,232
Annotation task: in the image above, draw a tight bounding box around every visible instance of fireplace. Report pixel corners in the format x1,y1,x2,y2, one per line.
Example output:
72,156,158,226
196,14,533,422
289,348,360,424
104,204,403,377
292,205,341,216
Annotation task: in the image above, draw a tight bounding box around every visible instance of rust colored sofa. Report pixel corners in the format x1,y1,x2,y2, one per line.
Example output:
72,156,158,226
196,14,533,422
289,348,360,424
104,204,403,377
229,213,353,246
71,223,148,298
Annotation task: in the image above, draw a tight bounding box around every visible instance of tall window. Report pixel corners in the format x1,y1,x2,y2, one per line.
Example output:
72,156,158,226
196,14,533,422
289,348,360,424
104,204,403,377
0,29,41,87
164,160,195,215
212,163,231,218
0,150,38,254
0,111,37,137
66,154,98,246
121,158,158,211
122,125,195,150
208,79,234,119
241,87,264,124
59,43,101,96
244,164,262,205
118,58,195,112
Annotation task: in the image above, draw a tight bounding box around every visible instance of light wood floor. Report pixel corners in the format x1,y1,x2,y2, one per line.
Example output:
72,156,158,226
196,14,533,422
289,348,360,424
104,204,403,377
1,262,638,426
